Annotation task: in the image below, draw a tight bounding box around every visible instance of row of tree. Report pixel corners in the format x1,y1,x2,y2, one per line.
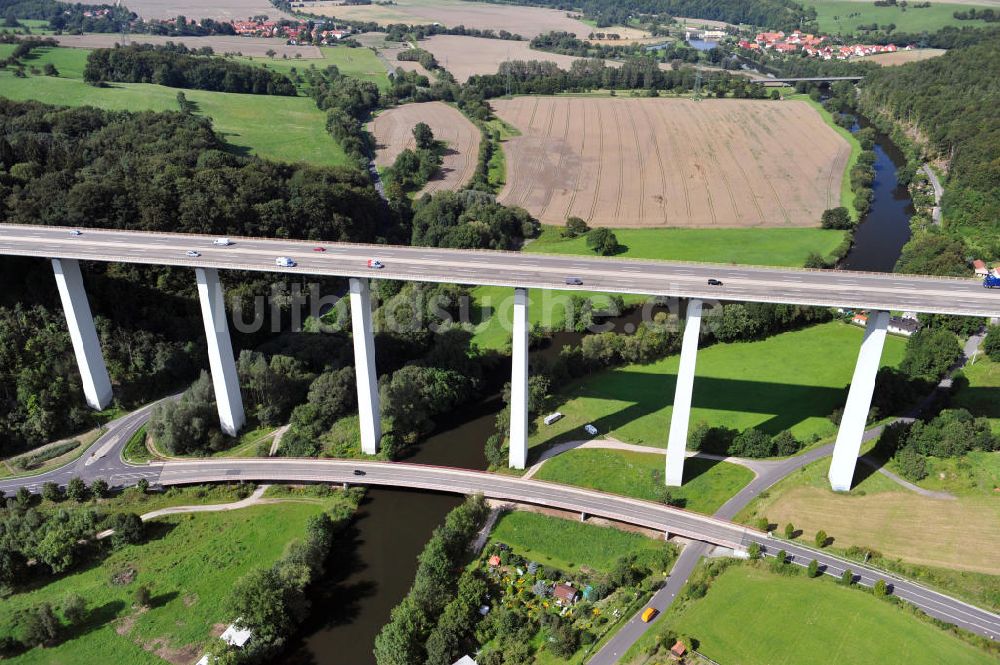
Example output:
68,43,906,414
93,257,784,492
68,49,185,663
876,408,999,481
374,495,490,665
223,493,359,661
83,44,297,95
857,39,1000,264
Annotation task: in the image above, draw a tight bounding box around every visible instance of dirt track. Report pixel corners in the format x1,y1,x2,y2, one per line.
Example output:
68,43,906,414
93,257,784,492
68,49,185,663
369,102,481,194
492,97,851,228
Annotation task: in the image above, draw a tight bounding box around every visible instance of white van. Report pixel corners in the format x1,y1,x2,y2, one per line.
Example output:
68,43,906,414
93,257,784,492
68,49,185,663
213,237,233,246
275,257,296,267
543,412,564,426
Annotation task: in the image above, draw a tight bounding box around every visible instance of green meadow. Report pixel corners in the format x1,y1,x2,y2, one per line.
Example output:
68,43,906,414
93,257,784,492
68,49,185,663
808,0,992,34
535,450,754,515
0,497,352,664
488,510,675,574
529,322,907,452
1,45,350,167
626,564,995,665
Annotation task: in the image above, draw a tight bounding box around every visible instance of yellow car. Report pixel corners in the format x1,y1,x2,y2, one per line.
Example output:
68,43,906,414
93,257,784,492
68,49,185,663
641,607,658,622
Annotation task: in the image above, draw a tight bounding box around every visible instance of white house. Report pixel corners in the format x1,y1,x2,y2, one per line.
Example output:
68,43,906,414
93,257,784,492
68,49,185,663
221,623,252,648
887,316,919,337
452,657,478,665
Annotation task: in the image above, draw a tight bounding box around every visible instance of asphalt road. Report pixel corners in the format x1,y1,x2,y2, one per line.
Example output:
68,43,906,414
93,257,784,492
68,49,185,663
2,409,997,647
2,224,999,317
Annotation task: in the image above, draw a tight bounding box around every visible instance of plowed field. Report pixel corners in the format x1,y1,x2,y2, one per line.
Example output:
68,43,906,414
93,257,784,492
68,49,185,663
369,101,481,194
492,97,851,228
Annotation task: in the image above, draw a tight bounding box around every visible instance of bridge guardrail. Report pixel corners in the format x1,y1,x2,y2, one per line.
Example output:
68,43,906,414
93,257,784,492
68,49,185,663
0,223,982,283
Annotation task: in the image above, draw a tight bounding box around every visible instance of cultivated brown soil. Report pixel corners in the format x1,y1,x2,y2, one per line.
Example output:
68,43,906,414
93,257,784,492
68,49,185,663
305,0,592,38
763,486,1000,574
491,97,851,228
867,48,947,66
369,101,481,194
417,34,586,82
120,0,293,21
54,34,320,58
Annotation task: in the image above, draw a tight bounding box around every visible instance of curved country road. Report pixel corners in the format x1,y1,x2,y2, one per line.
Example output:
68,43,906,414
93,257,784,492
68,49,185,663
1,405,997,652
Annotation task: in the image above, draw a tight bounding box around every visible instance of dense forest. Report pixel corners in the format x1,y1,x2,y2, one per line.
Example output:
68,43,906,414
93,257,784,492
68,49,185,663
0,100,384,453
857,39,1000,265
465,0,810,30
83,44,298,95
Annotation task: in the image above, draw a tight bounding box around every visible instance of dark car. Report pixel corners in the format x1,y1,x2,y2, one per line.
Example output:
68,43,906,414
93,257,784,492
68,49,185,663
565,277,584,286
707,278,723,286
352,469,366,476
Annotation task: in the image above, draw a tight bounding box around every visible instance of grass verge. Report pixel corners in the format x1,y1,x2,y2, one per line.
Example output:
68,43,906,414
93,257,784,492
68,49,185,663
525,223,849,265
529,322,907,452
625,563,996,665
489,510,675,575
0,490,358,663
534,449,754,515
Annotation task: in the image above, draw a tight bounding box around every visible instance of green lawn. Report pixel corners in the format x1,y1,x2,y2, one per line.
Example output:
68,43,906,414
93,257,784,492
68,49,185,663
0,498,352,663
234,45,390,90
808,0,992,34
535,449,754,515
629,564,995,665
0,46,349,167
488,510,676,574
953,355,1000,435
530,322,907,452
468,224,849,349
526,224,849,266
7,44,91,78
468,283,644,350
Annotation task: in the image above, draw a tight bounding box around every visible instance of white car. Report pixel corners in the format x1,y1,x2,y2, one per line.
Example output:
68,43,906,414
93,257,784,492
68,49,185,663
69,229,82,236
213,237,233,246
186,250,201,258
584,424,598,436
368,258,384,269
275,257,296,268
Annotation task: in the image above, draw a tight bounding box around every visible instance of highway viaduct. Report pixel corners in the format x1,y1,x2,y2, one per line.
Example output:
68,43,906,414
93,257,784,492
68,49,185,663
2,223,999,491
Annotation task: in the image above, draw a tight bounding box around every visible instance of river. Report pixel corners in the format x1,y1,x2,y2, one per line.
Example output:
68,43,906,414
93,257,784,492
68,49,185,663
283,107,914,665
839,116,915,272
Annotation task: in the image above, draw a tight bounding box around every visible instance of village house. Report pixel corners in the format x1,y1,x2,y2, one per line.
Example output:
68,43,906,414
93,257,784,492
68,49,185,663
887,316,920,337
973,259,989,276
552,583,580,606
852,313,868,327
670,640,687,660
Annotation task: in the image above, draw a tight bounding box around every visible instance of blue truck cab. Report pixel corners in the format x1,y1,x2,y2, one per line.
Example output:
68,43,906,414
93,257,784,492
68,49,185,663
985,275,1000,289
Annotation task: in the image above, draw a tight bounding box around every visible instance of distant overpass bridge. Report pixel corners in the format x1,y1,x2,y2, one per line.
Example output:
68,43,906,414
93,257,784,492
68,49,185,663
762,75,865,84
2,223,998,493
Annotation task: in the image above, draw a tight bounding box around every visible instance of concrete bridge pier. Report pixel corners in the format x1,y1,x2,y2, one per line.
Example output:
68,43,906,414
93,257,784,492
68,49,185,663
509,287,529,469
51,258,113,410
828,310,890,491
350,277,381,455
195,267,246,437
665,298,704,486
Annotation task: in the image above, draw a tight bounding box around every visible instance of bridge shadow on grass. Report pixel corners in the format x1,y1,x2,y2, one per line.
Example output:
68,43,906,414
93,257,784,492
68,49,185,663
529,371,921,464
141,521,179,544
532,372,851,454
